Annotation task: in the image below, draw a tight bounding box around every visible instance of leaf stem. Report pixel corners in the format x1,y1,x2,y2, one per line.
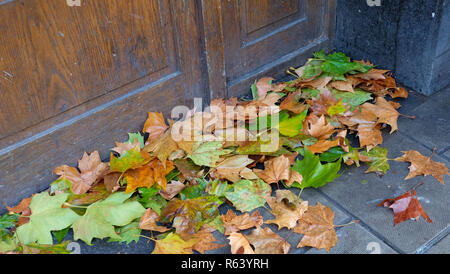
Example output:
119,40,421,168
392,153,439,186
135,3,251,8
63,203,89,209
333,219,360,228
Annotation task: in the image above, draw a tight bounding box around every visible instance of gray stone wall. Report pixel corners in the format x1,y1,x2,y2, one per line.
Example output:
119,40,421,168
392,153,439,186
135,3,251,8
335,0,449,95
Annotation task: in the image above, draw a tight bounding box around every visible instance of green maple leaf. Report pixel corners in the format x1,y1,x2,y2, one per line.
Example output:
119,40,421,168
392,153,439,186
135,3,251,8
224,179,271,212
361,146,390,174
22,241,71,254
327,100,346,116
291,147,341,189
278,110,308,137
108,221,141,244
161,196,223,235
0,213,18,240
110,146,150,173
188,141,232,167
312,50,372,80
331,88,372,109
72,192,146,245
138,186,167,215
301,60,323,79
15,192,79,245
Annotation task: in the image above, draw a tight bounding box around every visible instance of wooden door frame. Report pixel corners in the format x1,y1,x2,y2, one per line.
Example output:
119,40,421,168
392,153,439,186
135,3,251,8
200,0,336,100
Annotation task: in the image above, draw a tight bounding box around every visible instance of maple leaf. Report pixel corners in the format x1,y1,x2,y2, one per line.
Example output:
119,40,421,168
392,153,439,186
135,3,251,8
378,188,432,226
360,146,390,175
293,202,338,251
307,88,339,116
15,192,79,245
139,208,170,233
220,210,263,236
143,112,168,142
212,155,254,183
308,139,341,154
328,80,354,93
362,97,400,133
228,232,255,254
161,196,223,237
265,191,308,230
143,130,178,168
291,147,341,189
188,141,232,167
111,133,144,155
246,226,290,254
159,180,186,200
54,151,109,195
394,150,450,184
224,179,271,212
173,158,204,181
69,183,110,206
72,192,146,245
280,91,308,114
124,159,174,192
330,88,372,109
254,155,290,184
191,228,226,254
305,114,335,140
152,232,198,254
110,146,152,173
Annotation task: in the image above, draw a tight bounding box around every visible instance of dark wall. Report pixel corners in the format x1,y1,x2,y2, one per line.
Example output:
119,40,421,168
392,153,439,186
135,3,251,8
335,0,449,95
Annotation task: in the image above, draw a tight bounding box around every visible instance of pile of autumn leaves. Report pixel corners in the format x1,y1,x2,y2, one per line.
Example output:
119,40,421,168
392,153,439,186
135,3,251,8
1,50,449,254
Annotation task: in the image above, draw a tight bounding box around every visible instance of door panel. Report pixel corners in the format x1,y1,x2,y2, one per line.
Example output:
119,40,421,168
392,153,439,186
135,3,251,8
0,0,208,208
203,0,336,98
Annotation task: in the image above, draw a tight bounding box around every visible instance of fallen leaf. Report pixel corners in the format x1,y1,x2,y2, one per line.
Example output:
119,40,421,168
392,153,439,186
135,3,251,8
246,226,290,254
228,232,255,254
152,232,198,254
139,208,170,233
159,180,186,200
221,210,263,236
224,179,271,212
54,151,109,195
192,229,226,253
293,202,338,251
378,188,432,226
395,150,450,184
143,112,168,142
255,155,290,184
265,192,308,230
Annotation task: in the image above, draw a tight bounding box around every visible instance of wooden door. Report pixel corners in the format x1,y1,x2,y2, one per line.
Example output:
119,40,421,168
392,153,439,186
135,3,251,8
0,0,336,208
0,0,208,207
202,0,336,99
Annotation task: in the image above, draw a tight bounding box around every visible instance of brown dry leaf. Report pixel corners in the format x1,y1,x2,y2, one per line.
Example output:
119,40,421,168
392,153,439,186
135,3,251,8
7,195,33,227
362,97,400,133
286,169,303,186
159,180,186,200
328,80,354,93
103,172,122,193
280,91,308,114
192,229,226,254
144,130,178,167
256,77,275,99
53,151,109,195
139,208,170,233
388,87,408,98
212,155,254,183
395,150,450,184
221,210,264,236
354,68,389,80
306,114,335,140
228,232,255,254
293,202,338,252
143,112,168,142
265,192,308,230
308,139,341,154
124,159,174,192
378,188,432,226
255,155,290,184
307,88,339,116
246,226,290,254
301,76,332,89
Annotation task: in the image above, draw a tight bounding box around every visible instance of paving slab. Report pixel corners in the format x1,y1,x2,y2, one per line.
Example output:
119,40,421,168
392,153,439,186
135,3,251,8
305,224,397,254
425,231,450,254
318,135,450,253
397,86,450,154
443,149,450,161
391,89,428,116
